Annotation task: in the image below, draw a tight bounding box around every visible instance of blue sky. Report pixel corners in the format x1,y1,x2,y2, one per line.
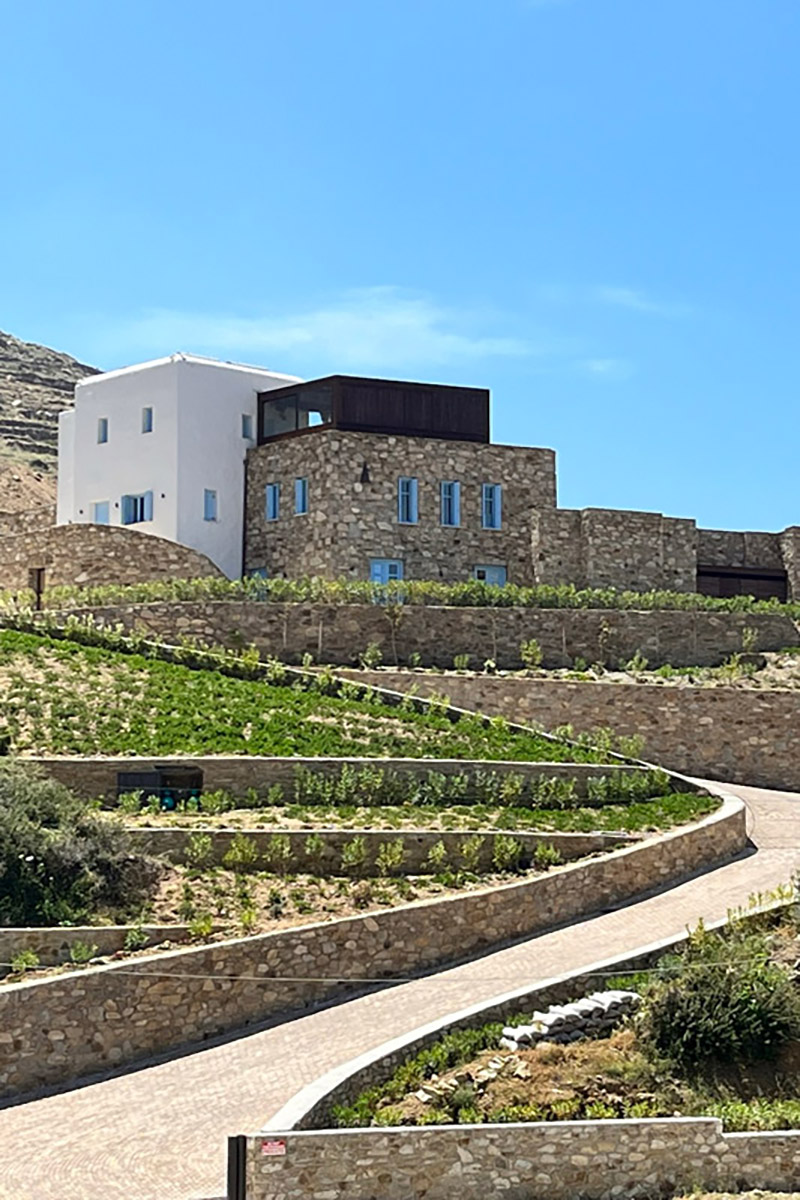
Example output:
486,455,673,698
2,0,799,531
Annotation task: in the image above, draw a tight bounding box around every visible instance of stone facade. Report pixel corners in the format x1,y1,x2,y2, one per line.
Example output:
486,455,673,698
245,1119,800,1200
532,507,698,592
351,670,800,792
30,754,656,802
0,503,55,537
0,523,223,594
0,792,743,1098
48,599,800,669
0,925,191,971
244,430,557,584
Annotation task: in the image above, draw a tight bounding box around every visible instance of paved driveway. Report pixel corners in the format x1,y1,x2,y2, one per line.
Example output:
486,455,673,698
0,782,798,1200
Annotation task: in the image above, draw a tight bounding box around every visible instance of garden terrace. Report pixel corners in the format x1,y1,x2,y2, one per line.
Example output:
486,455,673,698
0,629,614,761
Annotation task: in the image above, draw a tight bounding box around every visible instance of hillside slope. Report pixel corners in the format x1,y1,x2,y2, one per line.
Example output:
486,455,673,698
0,329,98,497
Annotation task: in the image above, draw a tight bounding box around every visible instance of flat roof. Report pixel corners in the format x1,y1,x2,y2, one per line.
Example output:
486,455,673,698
76,352,301,388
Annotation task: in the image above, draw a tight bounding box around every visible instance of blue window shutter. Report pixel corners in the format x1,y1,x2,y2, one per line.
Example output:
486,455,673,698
121,495,131,525
452,481,460,526
409,478,418,523
143,491,154,521
494,485,502,528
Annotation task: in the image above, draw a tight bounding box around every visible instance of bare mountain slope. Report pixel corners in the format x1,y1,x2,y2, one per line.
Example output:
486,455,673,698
0,328,98,471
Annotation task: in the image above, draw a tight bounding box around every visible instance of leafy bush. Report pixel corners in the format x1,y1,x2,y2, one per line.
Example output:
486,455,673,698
221,833,260,873
185,832,214,870
10,948,39,973
492,834,523,872
375,840,406,877
123,925,149,952
520,638,543,670
341,836,367,874
640,921,800,1073
69,940,98,965
533,841,563,869
0,759,162,926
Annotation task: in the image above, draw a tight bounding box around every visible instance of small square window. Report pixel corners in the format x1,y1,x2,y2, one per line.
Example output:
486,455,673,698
242,413,254,440
142,407,153,433
294,477,308,515
92,501,110,525
370,558,404,584
474,564,507,586
203,489,218,521
397,477,418,524
265,483,280,521
97,417,108,444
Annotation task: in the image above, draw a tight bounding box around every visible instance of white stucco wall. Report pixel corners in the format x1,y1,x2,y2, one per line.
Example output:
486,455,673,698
56,354,300,579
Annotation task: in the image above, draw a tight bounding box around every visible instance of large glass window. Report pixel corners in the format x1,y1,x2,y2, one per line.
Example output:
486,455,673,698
121,491,153,525
261,385,334,439
397,477,418,524
481,483,502,529
440,480,460,527
265,483,280,521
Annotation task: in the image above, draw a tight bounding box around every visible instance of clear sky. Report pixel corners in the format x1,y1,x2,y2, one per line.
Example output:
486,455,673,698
2,0,798,531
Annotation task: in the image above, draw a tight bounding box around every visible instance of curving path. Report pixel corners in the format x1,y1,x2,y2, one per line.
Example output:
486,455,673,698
0,781,798,1200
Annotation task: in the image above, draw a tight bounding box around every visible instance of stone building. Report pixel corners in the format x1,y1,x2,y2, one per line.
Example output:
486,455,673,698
243,372,800,600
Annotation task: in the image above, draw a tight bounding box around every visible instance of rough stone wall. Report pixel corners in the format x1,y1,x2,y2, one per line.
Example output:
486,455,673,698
698,527,784,569
532,507,697,592
780,526,800,600
0,504,55,537
0,925,190,970
30,754,653,802
350,670,800,792
48,600,799,669
244,430,557,584
0,523,223,592
0,795,743,1098
246,1119,800,1200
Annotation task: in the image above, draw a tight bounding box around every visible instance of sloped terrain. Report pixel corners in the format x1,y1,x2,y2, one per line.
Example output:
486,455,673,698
0,328,97,486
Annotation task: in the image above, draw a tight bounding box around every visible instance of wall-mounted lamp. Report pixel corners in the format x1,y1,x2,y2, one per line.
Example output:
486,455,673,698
360,462,370,483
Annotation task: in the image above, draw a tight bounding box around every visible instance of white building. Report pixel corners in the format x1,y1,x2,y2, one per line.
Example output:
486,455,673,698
56,353,300,579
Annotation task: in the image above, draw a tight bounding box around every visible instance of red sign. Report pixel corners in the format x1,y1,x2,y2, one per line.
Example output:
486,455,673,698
261,1139,287,1157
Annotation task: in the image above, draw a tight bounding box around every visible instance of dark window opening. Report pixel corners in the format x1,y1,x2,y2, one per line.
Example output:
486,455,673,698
117,766,204,810
260,386,334,439
697,566,788,602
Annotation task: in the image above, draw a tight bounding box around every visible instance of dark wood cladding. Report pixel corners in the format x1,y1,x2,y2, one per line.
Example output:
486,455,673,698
258,375,490,445
697,565,788,602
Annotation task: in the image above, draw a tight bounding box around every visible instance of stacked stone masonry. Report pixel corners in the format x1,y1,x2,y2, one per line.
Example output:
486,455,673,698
247,1120,800,1200
350,670,800,792
0,793,743,1098
48,599,799,669
0,523,223,592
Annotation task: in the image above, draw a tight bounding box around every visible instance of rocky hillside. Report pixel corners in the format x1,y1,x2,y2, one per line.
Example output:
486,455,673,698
0,329,99,512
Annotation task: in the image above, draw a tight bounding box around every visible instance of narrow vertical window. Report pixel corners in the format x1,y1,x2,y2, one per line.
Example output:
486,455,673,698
241,413,254,440
97,417,108,444
265,483,280,521
397,477,418,524
141,407,153,433
203,489,218,521
92,501,110,525
294,477,308,515
440,480,460,527
481,483,502,529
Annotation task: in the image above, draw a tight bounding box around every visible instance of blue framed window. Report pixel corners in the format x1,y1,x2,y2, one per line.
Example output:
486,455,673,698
370,558,404,584
92,501,110,525
397,477,418,524
265,483,280,521
440,480,460,527
241,413,254,440
97,417,108,444
481,483,502,529
121,491,153,525
474,564,507,587
294,477,308,515
203,488,218,521
141,407,153,433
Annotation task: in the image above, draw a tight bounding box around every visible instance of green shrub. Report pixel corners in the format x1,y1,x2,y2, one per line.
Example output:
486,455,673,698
459,834,484,872
520,638,543,671
222,833,260,873
69,940,98,965
425,840,449,871
123,925,149,952
359,641,383,669
188,912,214,939
492,834,523,872
341,836,367,874
10,948,39,974
453,654,470,672
265,834,292,874
0,759,162,925
185,832,214,870
640,921,800,1073
375,839,405,877
532,841,563,869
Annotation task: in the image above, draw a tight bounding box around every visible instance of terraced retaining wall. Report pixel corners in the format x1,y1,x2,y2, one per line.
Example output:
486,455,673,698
347,671,800,792
44,599,798,670
244,1119,800,1200
0,791,743,1099
127,827,634,874
0,925,191,971
29,756,656,802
